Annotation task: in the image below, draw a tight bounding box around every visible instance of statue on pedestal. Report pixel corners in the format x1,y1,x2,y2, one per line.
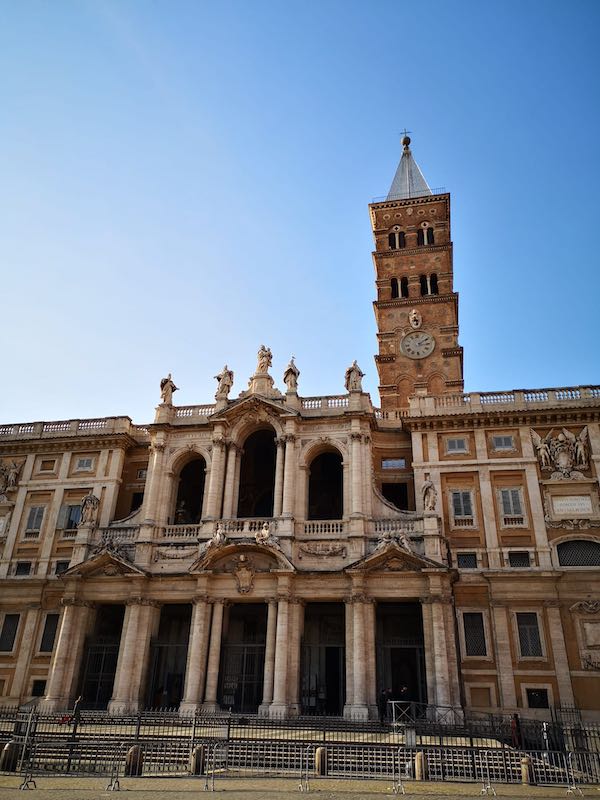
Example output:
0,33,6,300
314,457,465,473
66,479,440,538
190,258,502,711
344,360,364,392
160,373,178,405
214,365,234,400
80,491,100,526
256,345,272,374
283,357,300,392
422,476,438,512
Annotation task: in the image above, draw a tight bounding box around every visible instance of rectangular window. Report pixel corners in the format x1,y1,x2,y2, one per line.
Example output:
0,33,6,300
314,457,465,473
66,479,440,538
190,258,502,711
25,506,45,532
457,552,478,569
452,491,473,518
492,435,514,451
75,458,94,472
39,459,57,472
508,551,531,568
56,504,81,530
463,612,487,657
130,492,144,514
39,614,60,653
15,561,32,576
517,612,543,657
55,561,70,575
136,468,148,480
31,680,46,697
500,488,525,525
447,438,468,454
526,688,549,709
381,458,406,470
0,614,20,651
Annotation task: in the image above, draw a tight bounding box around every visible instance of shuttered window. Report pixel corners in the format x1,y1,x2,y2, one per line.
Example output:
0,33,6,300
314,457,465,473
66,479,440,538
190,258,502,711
25,506,44,532
452,491,473,518
516,612,543,657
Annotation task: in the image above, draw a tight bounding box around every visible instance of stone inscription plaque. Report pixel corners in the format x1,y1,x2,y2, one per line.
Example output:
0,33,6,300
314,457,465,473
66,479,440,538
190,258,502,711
552,495,593,516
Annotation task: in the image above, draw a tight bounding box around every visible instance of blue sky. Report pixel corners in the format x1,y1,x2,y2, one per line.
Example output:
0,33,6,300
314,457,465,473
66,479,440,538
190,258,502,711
1,0,599,424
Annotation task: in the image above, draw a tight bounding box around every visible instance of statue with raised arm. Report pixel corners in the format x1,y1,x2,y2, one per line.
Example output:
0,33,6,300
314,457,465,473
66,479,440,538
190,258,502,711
256,345,272,374
6,461,21,490
422,476,438,512
80,491,100,526
344,360,364,392
160,373,178,405
283,357,300,392
214,365,234,400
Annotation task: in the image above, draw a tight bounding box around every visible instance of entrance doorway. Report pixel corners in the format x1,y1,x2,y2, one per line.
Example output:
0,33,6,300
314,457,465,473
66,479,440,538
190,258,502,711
147,604,191,708
301,603,345,715
376,602,427,706
218,604,267,713
79,605,125,709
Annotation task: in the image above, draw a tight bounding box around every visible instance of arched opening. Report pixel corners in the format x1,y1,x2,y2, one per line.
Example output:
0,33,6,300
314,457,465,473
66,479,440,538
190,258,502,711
391,278,399,299
308,451,343,519
557,540,600,566
237,429,276,517
426,227,434,245
417,225,434,246
430,273,439,294
174,457,206,524
419,274,437,297
419,275,428,296
388,232,396,250
388,230,405,250
400,277,409,298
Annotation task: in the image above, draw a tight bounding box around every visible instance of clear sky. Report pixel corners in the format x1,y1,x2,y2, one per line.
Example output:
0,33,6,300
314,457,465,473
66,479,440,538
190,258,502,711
1,0,599,424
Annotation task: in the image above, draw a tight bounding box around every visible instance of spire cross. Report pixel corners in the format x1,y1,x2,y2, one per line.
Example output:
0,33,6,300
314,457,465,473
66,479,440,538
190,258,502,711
400,128,412,138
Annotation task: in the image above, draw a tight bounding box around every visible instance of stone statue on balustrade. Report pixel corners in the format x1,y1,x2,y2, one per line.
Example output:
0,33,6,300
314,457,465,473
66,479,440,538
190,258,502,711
344,360,364,393
421,476,438,512
199,524,228,559
80,492,100,527
160,373,178,405
214,365,234,400
256,345,273,374
377,528,413,552
283,357,300,392
255,521,280,549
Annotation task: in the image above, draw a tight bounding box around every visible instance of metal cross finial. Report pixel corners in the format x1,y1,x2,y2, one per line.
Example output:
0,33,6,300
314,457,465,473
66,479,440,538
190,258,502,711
400,128,412,138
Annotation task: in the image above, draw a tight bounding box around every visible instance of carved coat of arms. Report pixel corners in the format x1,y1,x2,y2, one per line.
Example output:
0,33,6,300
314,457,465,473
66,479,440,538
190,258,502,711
531,427,589,479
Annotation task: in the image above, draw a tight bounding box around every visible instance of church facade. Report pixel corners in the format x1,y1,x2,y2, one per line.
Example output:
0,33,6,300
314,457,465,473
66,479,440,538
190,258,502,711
1,139,599,720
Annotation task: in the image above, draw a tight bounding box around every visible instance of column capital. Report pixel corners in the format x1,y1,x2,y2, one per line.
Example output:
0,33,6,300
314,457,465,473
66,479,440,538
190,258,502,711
61,597,94,608
422,594,453,605
149,442,166,454
283,434,297,444
211,435,227,450
126,597,161,607
276,592,292,603
275,436,286,448
192,594,210,605
208,597,228,606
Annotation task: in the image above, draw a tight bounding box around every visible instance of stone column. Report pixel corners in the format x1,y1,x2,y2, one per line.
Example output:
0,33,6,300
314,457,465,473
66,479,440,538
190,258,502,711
180,596,211,714
221,444,240,520
272,438,285,518
287,599,303,716
205,435,226,519
109,599,159,713
259,598,277,716
202,600,225,712
364,599,377,718
281,435,297,518
143,440,166,525
44,599,92,711
524,463,552,568
9,607,40,701
350,432,363,517
490,602,517,709
269,593,290,717
421,599,437,706
344,599,354,714
430,596,452,708
544,601,575,707
351,596,369,719
478,466,501,569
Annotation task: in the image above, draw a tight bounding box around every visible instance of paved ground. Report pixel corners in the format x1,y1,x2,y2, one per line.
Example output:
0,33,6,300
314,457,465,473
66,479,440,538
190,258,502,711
0,776,598,799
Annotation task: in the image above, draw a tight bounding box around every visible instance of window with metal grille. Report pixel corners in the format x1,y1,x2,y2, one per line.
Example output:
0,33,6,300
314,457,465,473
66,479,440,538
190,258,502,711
40,614,59,652
452,491,473,518
492,435,514,450
25,506,44,533
56,504,81,531
457,552,478,569
516,612,543,657
463,612,487,657
557,540,600,567
0,614,20,651
55,561,70,575
508,551,531,568
15,561,32,576
526,688,549,709
447,438,468,453
76,457,94,471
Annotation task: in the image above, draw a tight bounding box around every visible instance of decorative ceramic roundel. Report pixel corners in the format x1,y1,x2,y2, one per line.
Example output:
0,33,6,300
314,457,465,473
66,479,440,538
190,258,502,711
400,331,435,359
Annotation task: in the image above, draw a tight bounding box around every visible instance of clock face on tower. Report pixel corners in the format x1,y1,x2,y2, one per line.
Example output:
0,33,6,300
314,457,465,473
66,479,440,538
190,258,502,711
400,331,436,359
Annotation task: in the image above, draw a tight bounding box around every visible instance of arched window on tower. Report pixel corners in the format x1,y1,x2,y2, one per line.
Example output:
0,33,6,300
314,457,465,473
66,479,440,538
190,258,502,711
430,273,439,294
419,275,428,296
388,229,406,250
417,224,434,246
420,274,438,296
391,278,399,299
417,229,424,246
400,277,409,298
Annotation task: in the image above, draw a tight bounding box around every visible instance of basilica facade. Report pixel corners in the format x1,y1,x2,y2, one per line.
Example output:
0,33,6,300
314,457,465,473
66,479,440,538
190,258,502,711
0,139,599,720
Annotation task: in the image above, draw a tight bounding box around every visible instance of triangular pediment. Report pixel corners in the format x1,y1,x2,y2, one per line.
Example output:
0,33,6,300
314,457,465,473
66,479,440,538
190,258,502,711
347,541,446,574
189,540,295,573
62,550,147,578
212,395,297,424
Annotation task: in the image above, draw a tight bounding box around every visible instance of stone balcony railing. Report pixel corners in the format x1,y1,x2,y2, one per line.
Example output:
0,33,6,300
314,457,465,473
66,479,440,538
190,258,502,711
408,385,600,417
0,417,150,442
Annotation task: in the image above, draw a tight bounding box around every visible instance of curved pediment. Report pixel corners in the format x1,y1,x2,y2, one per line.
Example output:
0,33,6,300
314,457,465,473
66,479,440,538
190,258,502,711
189,540,295,573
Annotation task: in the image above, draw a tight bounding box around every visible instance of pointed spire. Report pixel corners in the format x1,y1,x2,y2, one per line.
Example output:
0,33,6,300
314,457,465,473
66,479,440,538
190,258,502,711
387,135,432,201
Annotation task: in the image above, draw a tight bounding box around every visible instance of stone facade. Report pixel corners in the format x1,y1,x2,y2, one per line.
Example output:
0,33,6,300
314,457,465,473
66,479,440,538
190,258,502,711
0,144,599,720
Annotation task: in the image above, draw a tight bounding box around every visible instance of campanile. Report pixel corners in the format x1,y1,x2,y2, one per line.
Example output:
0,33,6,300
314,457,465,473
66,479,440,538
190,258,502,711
369,136,463,410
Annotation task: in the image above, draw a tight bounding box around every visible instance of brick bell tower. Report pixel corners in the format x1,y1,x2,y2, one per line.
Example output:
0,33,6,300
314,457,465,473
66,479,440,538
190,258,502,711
369,136,463,411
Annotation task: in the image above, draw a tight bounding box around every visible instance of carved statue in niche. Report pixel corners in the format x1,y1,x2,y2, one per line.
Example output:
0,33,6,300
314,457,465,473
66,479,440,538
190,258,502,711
80,492,100,526
0,461,22,497
283,357,300,392
256,345,272,374
214,365,234,400
344,360,364,392
160,373,178,405
421,475,438,511
531,427,589,479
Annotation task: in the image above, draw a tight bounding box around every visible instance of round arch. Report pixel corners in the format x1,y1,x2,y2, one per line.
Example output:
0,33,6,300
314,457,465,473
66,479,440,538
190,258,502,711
307,447,344,520
237,427,278,518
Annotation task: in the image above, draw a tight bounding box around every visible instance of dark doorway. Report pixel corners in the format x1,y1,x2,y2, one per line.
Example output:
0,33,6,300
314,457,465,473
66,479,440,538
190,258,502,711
382,483,409,510
218,604,267,713
79,605,125,709
376,602,426,705
174,458,206,524
237,430,276,517
301,603,345,715
147,604,191,708
308,452,343,520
